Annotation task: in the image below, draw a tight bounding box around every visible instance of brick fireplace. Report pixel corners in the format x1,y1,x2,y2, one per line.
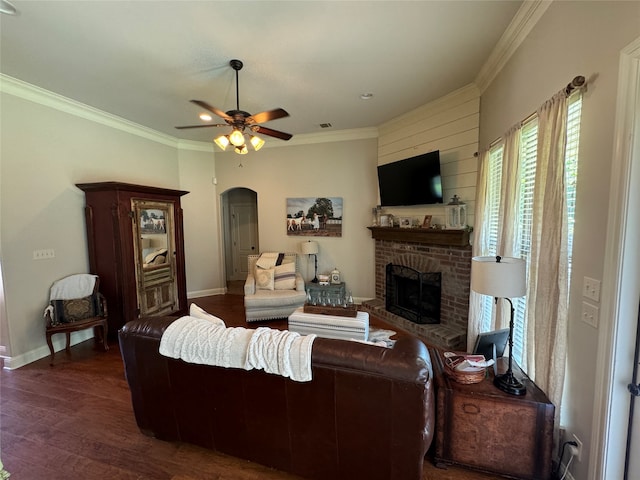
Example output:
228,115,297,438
361,227,471,349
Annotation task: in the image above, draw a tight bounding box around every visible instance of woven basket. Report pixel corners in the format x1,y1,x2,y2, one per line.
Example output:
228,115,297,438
443,356,487,384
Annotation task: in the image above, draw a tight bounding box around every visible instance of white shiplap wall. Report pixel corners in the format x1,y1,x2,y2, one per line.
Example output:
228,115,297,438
377,84,480,227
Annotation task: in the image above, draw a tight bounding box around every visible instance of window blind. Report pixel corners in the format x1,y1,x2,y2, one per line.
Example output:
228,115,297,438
480,145,504,332
565,95,583,278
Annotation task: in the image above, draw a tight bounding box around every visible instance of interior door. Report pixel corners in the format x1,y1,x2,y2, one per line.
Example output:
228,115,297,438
229,202,258,281
131,199,178,316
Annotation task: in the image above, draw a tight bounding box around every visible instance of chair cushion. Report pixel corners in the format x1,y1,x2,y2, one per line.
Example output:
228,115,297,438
244,288,307,308
51,294,101,325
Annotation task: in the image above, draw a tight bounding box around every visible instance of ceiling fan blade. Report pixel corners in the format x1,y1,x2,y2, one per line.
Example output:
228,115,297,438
175,124,227,129
249,108,290,124
254,126,293,141
190,100,232,121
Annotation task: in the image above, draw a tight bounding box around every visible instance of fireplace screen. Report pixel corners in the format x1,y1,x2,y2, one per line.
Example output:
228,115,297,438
385,264,441,324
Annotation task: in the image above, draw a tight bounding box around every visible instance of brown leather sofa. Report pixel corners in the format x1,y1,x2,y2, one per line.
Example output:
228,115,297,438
119,316,435,480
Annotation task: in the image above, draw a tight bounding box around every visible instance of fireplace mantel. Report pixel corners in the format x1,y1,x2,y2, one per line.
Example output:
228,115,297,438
367,226,469,247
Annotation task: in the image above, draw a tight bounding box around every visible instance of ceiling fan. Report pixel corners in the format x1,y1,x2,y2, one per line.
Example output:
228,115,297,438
176,59,293,154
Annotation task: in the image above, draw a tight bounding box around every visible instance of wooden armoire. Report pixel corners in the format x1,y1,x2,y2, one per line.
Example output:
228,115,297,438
77,182,189,336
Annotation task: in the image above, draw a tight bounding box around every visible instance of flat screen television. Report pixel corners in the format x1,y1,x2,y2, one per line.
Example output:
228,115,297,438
377,150,443,206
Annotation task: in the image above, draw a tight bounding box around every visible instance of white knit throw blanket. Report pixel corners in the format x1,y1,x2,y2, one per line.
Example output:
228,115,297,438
159,317,316,382
245,327,316,382
159,316,252,369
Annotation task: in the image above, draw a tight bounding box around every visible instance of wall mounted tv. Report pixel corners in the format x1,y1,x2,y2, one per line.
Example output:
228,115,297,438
377,150,443,206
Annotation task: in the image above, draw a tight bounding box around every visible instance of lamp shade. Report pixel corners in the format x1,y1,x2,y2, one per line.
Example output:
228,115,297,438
234,144,248,155
471,256,526,298
229,129,245,147
250,135,265,151
214,135,230,150
300,240,319,255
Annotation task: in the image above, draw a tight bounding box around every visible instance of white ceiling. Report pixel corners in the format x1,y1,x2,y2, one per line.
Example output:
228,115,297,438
0,1,523,144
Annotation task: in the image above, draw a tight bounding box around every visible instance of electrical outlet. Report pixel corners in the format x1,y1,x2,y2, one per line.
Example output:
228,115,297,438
572,434,583,461
581,301,599,328
582,276,601,302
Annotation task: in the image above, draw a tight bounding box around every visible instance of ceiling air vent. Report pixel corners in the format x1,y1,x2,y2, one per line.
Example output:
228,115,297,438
319,123,332,129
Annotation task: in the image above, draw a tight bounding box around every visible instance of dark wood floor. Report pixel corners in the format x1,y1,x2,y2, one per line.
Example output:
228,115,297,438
0,292,503,480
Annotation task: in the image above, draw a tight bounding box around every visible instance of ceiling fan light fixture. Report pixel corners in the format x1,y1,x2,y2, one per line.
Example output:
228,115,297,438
250,135,265,151
229,129,245,147
175,60,292,150
214,135,230,150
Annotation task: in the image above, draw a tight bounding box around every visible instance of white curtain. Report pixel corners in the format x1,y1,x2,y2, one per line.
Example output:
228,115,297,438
526,91,570,412
497,125,523,260
469,90,570,417
467,126,522,349
495,126,524,331
467,149,489,351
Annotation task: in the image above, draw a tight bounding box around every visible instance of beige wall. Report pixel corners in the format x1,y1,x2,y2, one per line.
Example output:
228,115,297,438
0,87,217,366
479,2,640,478
214,138,379,300
1,92,178,362
177,144,224,296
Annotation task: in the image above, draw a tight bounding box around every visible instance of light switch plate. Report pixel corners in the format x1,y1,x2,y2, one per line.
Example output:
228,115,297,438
33,249,55,260
581,301,599,328
582,276,601,302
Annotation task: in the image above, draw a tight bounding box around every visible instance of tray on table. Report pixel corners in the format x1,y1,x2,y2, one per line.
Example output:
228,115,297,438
303,303,358,317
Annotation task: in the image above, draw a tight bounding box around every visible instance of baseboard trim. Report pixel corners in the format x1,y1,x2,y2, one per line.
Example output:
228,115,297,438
188,288,226,298
3,329,94,370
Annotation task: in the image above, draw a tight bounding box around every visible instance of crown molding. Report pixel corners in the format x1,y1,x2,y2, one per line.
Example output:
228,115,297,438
475,0,553,94
177,139,214,152
265,127,379,148
1,74,377,153
0,74,179,148
211,127,378,154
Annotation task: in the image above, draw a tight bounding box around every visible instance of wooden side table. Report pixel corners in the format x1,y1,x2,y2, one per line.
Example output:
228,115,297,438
431,349,554,480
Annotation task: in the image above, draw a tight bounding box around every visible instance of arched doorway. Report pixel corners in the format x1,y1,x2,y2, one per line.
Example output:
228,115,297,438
221,187,259,283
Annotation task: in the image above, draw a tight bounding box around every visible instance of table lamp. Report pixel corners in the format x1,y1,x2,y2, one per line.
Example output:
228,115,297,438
471,255,527,396
300,240,319,283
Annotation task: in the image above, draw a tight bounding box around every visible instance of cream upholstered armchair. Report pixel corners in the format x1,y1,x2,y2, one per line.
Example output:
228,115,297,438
244,252,307,322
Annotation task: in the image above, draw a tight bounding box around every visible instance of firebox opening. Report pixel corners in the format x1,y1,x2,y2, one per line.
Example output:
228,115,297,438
385,264,441,324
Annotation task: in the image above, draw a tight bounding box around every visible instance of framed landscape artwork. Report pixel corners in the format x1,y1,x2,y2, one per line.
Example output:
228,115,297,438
139,208,167,234
286,197,343,237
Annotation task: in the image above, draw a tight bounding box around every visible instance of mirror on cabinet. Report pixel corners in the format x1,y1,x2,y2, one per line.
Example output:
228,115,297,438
132,199,178,317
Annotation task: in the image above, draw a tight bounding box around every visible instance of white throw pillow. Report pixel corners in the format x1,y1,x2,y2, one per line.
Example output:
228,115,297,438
274,262,296,290
255,252,279,269
255,267,275,290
